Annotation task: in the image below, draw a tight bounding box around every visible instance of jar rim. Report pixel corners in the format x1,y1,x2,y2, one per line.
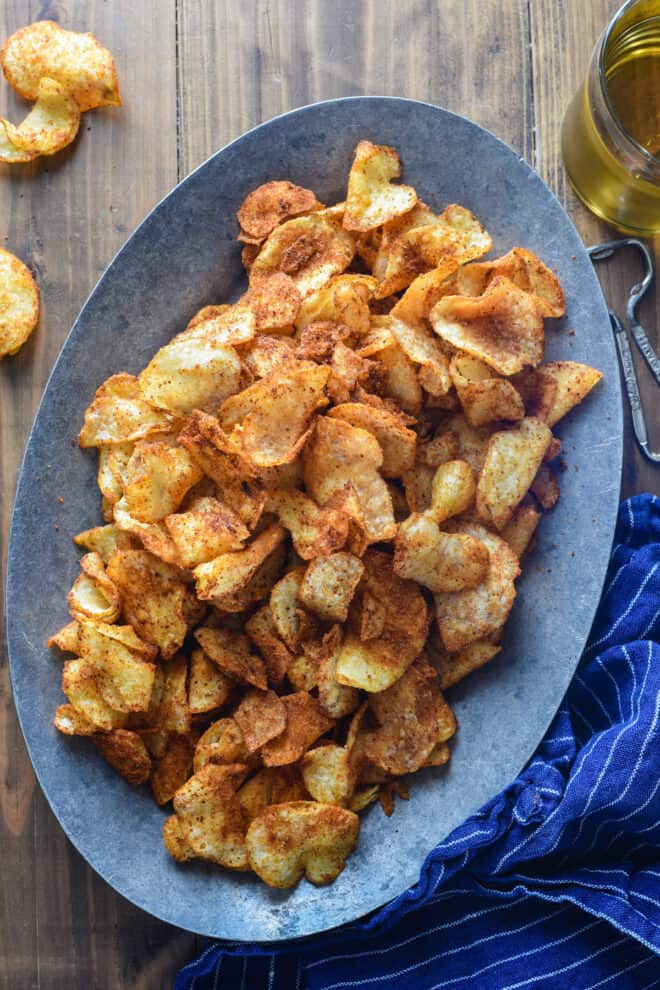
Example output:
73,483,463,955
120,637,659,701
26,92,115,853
597,0,660,168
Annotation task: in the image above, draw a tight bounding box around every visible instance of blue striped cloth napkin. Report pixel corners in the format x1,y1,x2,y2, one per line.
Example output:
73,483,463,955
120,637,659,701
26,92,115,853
176,494,660,990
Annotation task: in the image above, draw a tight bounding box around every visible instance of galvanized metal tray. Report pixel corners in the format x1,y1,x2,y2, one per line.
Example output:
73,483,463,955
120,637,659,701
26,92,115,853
6,97,622,940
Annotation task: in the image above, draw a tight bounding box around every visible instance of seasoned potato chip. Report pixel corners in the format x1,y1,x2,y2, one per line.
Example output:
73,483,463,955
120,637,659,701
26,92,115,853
237,181,322,241
435,522,520,651
295,274,376,337
193,719,254,773
444,413,495,475
266,489,348,560
349,785,381,812
139,337,241,416
1,77,80,157
245,605,291,687
428,459,476,524
53,702,98,736
511,361,602,426
0,121,38,162
96,441,133,516
429,637,501,690
48,619,81,654
167,763,249,869
431,277,545,375
450,353,525,426
314,625,361,718
68,551,120,623
373,336,423,414
246,801,359,887
150,733,194,806
501,502,541,557
336,550,428,692
111,497,183,566
75,619,157,714
531,462,560,509
250,215,355,297
243,334,296,379
164,497,249,568
299,552,365,622
193,523,286,611
234,688,287,752
178,302,256,348
237,766,308,822
394,513,489,592
387,316,452,397
188,646,233,714
343,141,417,232
328,403,416,478
452,248,565,318
1,20,120,112
393,266,461,328
123,440,203,522
296,320,353,362
0,247,39,358
269,568,317,651
261,692,334,767
301,743,356,806
93,729,151,786
73,523,135,563
247,272,301,334
219,359,329,468
304,417,396,544
108,549,204,658
79,374,173,447
195,626,268,690
61,658,126,731
476,418,552,529
372,201,440,281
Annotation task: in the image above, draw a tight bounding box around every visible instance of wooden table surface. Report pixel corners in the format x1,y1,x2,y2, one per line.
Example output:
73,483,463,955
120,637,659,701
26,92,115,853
1,1,658,986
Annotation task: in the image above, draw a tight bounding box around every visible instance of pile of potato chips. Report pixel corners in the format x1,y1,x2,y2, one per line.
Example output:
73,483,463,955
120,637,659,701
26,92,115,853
0,21,120,163
49,141,602,889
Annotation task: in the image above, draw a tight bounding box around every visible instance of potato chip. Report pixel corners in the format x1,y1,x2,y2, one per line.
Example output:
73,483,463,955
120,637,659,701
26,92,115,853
74,619,157,715
237,181,322,241
73,523,135,563
67,551,120,623
392,266,461,329
301,743,357,807
424,742,451,767
261,692,334,767
234,689,287,752
193,523,286,612
336,550,428,692
48,619,81,654
122,440,203,523
371,201,439,281
1,77,80,157
435,522,520,651
0,121,38,162
53,702,98,736
268,567,316,654
111,497,183,566
79,374,173,448
244,605,291,687
61,659,126,731
139,336,242,416
427,459,477,524
188,646,233,714
299,552,365,622
243,334,296,380
237,766,308,822
429,637,501,690
178,411,265,529
349,785,381,812
394,513,489,592
372,336,423,414
246,801,359,887
328,403,416,478
431,277,545,375
219,359,329,468
386,315,452,397
450,353,525,426
501,502,541,557
343,141,417,232
193,719,254,773
312,626,361,718
295,320,352,363
294,274,376,336
266,489,349,560
194,626,268,690
177,301,256,348
444,413,495,475
164,497,249,569
167,763,249,869
250,214,355,297
93,729,151,786
451,248,565,318
246,272,301,334
150,733,194,806
0,247,39,358
530,462,560,509
96,441,133,517
476,418,552,529
363,659,446,774
107,549,204,658
511,361,603,426
1,20,121,112
324,342,373,405
304,417,396,544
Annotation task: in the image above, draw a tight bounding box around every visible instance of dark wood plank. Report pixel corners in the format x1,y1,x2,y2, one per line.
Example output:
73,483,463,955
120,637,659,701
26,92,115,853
530,0,660,497
0,2,196,987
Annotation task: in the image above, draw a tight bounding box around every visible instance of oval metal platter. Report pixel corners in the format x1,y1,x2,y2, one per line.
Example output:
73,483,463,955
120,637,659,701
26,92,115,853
6,97,622,940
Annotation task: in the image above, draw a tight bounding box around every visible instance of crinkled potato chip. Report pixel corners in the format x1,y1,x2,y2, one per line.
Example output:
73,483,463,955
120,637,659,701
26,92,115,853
247,272,301,334
67,551,120,623
48,619,81,654
295,274,376,337
450,352,525,426
246,801,359,887
193,523,286,611
250,214,355,297
195,626,268,690
394,513,489,592
372,335,423,414
1,76,80,158
193,719,254,774
431,277,545,375
245,605,291,687
112,497,183,566
0,247,39,358
97,441,133,516
304,417,396,544
299,552,365,622
452,248,565,318
167,764,249,869
244,334,295,379
0,120,38,162
328,402,416,478
93,729,151,786
237,180,322,241
301,743,356,807
261,692,334,767
511,361,602,426
428,459,476,524
476,417,552,530
79,374,173,448
296,320,353,362
150,733,194,806
234,688,287,752
388,315,452,397
1,20,120,112
267,489,348,559
343,141,417,232
178,301,256,348
139,336,242,416
164,496,249,569
74,618,157,715
188,646,233,714
435,522,520,651
269,567,317,651
336,550,428,692
219,359,329,468
123,440,203,522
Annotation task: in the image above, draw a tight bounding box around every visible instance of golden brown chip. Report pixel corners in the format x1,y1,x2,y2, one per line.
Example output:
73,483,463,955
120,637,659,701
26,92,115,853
476,418,552,530
530,462,560,509
343,141,417,232
301,743,357,807
1,20,121,112
434,522,520,651
247,272,302,334
188,647,233,714
164,497,249,569
48,619,82,654
177,301,256,348
150,733,195,806
450,353,525,426
237,180,322,241
67,551,120,624
243,334,296,379
261,692,334,767
431,277,545,375
394,513,489,592
246,801,359,887
53,702,98,736
245,605,291,687
429,636,501,690
299,552,365,623
139,336,242,416
61,657,128,731
237,766,308,822
427,459,477,524
193,719,254,773
266,489,349,559
336,549,428,692
93,728,151,786
195,626,268,690
123,440,203,522
315,625,361,718
294,274,376,337
269,567,316,651
0,121,37,162
111,498,183,567
0,247,40,358
451,248,565,318
79,374,173,448
1,77,80,158
501,502,541,557
73,524,136,564
250,214,355,297
328,402,416,478
511,361,603,426
193,523,286,612
387,315,453,397
371,336,423,414
74,619,157,715
167,763,250,870
234,689,287,752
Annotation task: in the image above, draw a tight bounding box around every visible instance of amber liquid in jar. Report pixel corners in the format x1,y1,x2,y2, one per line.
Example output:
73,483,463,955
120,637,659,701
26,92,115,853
562,9,660,234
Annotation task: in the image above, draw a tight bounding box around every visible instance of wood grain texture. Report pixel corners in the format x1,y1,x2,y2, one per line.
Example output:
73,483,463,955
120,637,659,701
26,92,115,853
0,2,195,988
0,0,658,986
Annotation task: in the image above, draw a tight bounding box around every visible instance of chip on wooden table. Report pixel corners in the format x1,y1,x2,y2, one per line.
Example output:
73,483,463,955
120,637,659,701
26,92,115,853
0,247,39,358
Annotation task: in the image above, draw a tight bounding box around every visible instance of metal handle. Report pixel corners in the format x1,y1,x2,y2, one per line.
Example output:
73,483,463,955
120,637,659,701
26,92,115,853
588,239,660,464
